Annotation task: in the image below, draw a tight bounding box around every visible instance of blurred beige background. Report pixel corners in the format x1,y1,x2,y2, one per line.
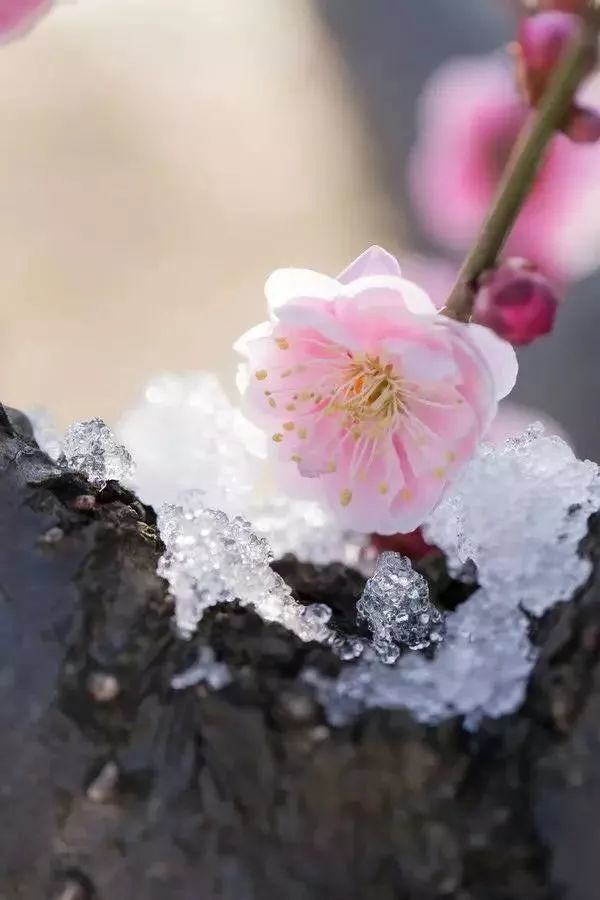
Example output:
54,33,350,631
0,0,399,426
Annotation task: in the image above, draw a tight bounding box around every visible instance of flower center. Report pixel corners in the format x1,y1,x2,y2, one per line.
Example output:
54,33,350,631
330,355,407,435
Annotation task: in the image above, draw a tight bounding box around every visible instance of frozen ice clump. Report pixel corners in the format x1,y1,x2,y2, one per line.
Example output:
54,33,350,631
119,373,367,567
425,425,600,616
171,646,232,691
306,588,533,728
306,426,600,729
357,552,445,663
118,373,260,514
157,491,333,643
62,418,134,489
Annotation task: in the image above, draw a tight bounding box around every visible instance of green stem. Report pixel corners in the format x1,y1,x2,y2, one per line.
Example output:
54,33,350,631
442,19,598,322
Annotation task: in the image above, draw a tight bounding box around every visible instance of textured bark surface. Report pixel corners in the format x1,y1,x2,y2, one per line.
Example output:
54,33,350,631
1,403,600,900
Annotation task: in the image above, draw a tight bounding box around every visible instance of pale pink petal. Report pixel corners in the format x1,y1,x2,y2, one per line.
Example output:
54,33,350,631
462,323,519,401
337,245,402,284
233,320,273,356
381,336,458,382
265,268,340,318
343,275,437,316
273,298,359,351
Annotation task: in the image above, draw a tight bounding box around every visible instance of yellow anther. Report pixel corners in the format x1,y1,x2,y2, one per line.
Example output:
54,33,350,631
255,369,268,381
272,433,284,443
340,488,353,507
291,454,301,463
275,337,289,350
283,421,295,431
378,483,389,495
433,467,445,479
399,488,413,502
298,427,308,440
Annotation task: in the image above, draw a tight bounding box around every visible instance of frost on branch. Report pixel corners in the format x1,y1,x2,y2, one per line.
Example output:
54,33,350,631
157,492,333,643
357,551,445,663
306,427,600,728
118,373,366,567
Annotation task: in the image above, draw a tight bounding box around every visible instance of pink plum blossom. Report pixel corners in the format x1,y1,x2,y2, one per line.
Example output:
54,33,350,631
235,247,517,535
409,54,600,282
0,0,52,41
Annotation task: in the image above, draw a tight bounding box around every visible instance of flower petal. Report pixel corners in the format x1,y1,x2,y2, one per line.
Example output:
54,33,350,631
0,0,51,41
265,268,340,318
343,275,437,316
464,322,519,401
337,245,402,284
233,320,273,357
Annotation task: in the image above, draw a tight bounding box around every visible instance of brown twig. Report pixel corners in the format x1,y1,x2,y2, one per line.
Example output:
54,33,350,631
442,17,598,322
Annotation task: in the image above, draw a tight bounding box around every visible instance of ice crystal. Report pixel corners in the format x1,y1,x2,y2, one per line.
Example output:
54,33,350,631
118,372,367,566
157,492,333,643
171,646,232,691
306,428,600,728
62,418,134,489
357,552,445,661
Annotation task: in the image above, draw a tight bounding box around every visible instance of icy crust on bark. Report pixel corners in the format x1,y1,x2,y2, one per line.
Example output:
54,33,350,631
118,373,367,567
157,492,333,643
306,427,600,727
424,425,600,615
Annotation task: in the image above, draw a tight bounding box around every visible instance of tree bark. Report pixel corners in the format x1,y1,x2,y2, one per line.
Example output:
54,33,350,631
1,404,600,900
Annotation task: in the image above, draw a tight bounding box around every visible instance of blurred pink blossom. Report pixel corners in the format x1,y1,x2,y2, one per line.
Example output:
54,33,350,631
0,0,52,41
235,246,517,534
517,11,600,142
409,53,600,282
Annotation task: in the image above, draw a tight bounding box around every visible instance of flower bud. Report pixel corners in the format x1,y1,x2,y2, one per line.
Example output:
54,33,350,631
371,529,436,563
536,0,589,13
472,259,560,346
518,12,583,83
515,11,599,141
565,104,600,142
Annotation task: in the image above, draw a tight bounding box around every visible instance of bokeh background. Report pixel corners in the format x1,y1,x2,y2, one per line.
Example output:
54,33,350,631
1,0,599,456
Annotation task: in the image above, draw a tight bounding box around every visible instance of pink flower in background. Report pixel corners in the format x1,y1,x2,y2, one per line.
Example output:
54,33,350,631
235,246,517,534
0,0,52,40
409,54,600,282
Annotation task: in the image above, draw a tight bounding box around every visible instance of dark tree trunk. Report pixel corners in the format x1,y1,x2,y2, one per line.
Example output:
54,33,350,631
1,404,600,900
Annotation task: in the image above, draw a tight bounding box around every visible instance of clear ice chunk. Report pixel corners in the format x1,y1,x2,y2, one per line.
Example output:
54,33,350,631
157,492,333,643
357,551,445,660
305,427,600,728
62,418,135,489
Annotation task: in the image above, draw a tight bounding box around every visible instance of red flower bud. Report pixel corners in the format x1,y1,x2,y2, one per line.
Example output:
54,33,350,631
514,11,599,141
536,0,589,12
371,529,437,563
518,12,582,82
565,104,600,142
473,259,560,346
